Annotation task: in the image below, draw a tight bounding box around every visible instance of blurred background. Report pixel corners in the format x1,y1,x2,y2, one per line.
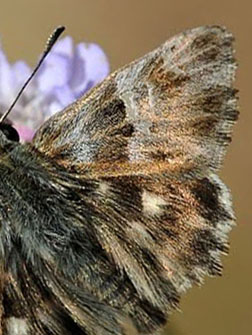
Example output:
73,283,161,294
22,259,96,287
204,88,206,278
0,1,250,334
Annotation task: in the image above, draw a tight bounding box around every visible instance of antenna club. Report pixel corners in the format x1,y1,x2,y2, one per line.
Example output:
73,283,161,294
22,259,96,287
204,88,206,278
46,26,66,51
0,25,66,124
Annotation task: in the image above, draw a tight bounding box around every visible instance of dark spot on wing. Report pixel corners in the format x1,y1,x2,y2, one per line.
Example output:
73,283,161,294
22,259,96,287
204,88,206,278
85,98,126,136
149,150,178,162
149,150,168,161
149,58,190,90
40,306,86,335
171,45,176,52
192,177,219,212
136,299,167,331
120,124,135,137
195,87,238,116
192,229,228,254
189,116,219,136
191,178,232,225
107,176,143,219
96,98,126,129
191,30,219,51
110,123,135,138
186,228,228,276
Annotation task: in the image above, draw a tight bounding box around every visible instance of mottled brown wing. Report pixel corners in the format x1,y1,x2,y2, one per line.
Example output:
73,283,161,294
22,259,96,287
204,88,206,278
33,25,238,179
29,25,238,334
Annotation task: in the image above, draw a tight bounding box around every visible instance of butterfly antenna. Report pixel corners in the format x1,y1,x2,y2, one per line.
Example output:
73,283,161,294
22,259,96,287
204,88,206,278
0,26,65,124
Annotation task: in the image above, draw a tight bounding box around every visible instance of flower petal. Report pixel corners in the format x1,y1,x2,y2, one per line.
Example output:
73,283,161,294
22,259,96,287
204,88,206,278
53,85,75,108
0,49,15,105
46,101,64,117
70,42,109,98
12,61,31,87
37,55,71,92
81,43,110,83
36,37,74,93
14,124,35,142
50,36,74,58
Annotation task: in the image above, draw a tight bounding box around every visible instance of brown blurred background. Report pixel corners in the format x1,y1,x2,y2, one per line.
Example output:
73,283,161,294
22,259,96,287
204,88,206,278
0,1,250,334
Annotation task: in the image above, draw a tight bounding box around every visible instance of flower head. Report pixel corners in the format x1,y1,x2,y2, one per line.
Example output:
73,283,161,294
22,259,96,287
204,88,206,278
0,36,109,141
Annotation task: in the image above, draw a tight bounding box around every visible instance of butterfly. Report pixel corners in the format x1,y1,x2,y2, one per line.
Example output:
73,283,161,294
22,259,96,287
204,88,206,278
0,25,238,335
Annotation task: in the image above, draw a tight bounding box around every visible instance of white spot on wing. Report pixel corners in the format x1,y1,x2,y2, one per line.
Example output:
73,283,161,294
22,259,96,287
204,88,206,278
6,317,29,335
142,190,166,215
98,181,109,195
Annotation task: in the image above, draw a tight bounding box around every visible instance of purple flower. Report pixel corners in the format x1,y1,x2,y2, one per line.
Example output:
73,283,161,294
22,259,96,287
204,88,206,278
0,36,109,141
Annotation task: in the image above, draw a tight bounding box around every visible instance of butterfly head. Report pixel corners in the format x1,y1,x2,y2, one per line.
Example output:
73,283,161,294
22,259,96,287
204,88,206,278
0,123,19,142
0,121,20,155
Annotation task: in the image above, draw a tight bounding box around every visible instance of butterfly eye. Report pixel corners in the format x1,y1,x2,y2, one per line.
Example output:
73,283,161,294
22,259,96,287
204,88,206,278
0,123,20,142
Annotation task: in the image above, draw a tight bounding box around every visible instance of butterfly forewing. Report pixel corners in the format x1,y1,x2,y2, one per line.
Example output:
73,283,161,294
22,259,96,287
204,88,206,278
33,25,238,178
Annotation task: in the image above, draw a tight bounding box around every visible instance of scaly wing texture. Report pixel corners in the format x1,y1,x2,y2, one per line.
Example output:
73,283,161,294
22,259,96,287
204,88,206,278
33,25,238,178
20,25,238,334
